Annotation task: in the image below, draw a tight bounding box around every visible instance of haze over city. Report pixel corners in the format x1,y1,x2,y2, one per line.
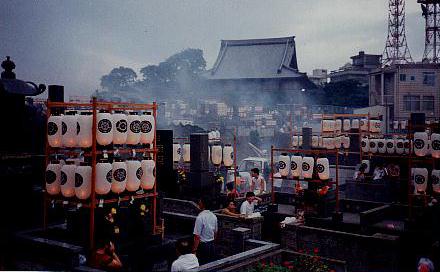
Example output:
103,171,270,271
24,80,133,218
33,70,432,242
0,0,425,97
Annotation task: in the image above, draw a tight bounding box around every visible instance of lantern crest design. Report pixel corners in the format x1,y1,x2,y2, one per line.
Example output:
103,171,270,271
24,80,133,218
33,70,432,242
98,119,112,133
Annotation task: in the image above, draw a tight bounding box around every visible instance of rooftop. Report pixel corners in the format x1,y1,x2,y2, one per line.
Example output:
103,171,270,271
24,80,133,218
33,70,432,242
203,36,306,80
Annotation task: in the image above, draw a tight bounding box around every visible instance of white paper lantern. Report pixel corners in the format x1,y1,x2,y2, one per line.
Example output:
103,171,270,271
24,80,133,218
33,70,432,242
413,168,428,194
318,136,324,148
183,143,191,162
60,162,76,198
97,110,113,146
141,158,155,190
335,119,342,132
47,114,63,147
386,139,395,154
351,119,360,129
173,143,182,162
414,132,429,157
223,144,234,167
292,136,299,147
369,139,378,153
343,119,351,131
302,157,314,179
316,158,330,180
46,161,61,195
140,111,155,145
61,111,78,148
278,154,290,177
369,120,382,133
377,139,387,154
211,145,223,165
322,120,335,132
126,112,141,145
290,156,302,178
431,133,440,158
126,159,142,192
393,121,399,130
215,130,221,141
312,136,319,148
342,136,350,149
432,170,440,193
77,112,93,148
111,159,127,194
75,163,92,200
396,139,405,154
96,160,112,195
360,119,368,131
361,160,370,173
322,137,334,150
112,111,128,145
361,138,369,153
208,131,215,144
299,136,303,147
400,120,407,130
334,136,342,149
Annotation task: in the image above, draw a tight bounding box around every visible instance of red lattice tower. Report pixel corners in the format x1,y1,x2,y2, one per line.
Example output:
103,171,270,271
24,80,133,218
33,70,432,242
419,0,440,63
382,0,414,66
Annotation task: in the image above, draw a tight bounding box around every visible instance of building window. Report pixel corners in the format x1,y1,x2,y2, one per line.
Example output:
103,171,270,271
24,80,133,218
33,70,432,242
410,76,415,81
423,72,435,86
403,95,420,111
400,74,406,81
422,96,435,111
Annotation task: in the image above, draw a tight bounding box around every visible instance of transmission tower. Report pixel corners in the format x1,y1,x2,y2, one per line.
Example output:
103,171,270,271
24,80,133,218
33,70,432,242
419,0,440,63
382,0,414,66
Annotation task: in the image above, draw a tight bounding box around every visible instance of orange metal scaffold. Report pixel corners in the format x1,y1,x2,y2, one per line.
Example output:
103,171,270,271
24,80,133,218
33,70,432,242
43,97,158,253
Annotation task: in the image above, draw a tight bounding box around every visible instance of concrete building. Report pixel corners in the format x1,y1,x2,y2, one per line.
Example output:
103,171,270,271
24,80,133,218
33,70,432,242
369,63,440,125
309,69,328,86
329,51,381,85
203,36,316,104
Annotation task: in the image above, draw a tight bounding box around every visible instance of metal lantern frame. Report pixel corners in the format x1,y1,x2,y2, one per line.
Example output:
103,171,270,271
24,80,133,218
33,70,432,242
43,97,158,254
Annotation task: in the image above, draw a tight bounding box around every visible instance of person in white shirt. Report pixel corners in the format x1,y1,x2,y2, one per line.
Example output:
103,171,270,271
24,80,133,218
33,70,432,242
192,196,218,265
171,239,199,272
250,168,266,195
373,163,388,181
240,192,262,216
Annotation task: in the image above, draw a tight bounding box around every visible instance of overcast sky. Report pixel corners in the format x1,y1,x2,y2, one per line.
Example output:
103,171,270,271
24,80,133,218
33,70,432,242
0,0,425,98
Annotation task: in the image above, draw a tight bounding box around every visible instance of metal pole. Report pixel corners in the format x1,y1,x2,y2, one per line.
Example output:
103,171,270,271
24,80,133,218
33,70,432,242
233,128,237,192
335,149,340,212
153,102,157,234
271,145,275,203
90,97,97,253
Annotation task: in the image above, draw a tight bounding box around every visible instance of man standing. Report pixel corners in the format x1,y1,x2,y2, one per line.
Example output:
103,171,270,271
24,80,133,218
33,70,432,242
192,196,218,265
250,168,266,195
240,192,262,216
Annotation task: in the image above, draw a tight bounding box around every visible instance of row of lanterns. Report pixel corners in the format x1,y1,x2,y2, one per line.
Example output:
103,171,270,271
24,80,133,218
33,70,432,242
278,154,330,180
322,119,382,133
360,133,440,158
412,168,440,194
210,144,234,167
47,110,155,148
46,158,156,199
292,135,350,149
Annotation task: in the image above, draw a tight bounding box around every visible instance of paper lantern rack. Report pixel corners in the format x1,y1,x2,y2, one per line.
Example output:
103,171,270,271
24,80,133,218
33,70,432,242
43,97,158,253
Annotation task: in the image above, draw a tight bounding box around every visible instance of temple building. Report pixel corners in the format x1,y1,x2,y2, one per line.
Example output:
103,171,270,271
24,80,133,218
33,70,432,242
203,36,315,104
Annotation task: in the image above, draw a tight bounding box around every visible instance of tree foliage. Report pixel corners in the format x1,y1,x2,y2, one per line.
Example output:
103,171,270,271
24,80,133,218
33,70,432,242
100,66,137,92
308,80,369,108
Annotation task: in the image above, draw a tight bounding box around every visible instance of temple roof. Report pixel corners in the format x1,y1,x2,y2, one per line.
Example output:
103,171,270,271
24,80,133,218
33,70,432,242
204,36,305,80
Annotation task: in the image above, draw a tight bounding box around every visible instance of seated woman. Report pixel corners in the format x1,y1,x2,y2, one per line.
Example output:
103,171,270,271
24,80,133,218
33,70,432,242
225,182,239,200
222,200,242,218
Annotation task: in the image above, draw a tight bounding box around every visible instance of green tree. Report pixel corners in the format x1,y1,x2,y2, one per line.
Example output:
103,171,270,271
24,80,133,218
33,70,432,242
100,66,137,92
308,79,368,108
